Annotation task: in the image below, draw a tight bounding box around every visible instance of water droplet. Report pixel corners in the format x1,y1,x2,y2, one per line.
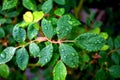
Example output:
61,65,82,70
63,56,66,58
0,53,6,58
57,32,60,34
45,59,48,62
72,53,76,56
61,49,64,52
66,28,69,31
45,27,47,30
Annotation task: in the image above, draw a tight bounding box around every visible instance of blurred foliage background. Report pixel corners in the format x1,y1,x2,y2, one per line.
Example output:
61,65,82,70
0,0,120,80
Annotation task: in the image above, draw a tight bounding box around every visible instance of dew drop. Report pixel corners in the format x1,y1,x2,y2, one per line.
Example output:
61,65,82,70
61,49,64,52
45,27,47,30
45,59,48,62
57,32,60,34
71,53,75,56
66,28,69,31
63,56,66,58
0,53,6,58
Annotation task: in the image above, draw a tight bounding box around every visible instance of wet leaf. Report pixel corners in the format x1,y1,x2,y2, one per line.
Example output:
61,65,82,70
109,65,120,78
27,23,39,40
0,27,5,38
75,33,105,51
29,42,40,57
41,18,54,39
54,0,65,5
56,15,72,39
0,47,16,64
54,8,65,16
53,61,67,80
38,44,53,66
0,64,9,78
13,24,26,43
59,44,79,68
22,0,37,10
16,47,29,70
2,0,17,10
42,0,53,13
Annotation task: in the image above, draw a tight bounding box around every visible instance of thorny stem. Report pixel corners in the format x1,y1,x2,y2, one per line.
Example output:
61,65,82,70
15,37,74,48
107,47,120,56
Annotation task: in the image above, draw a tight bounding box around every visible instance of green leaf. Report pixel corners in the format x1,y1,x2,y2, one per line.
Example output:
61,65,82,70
42,0,53,13
0,27,5,38
54,0,65,5
48,53,59,67
0,47,16,64
27,23,39,40
53,61,67,80
16,47,29,70
75,33,105,51
22,0,37,11
0,64,9,78
13,24,26,43
101,45,109,51
82,53,90,63
90,27,100,34
69,16,81,26
100,32,108,40
114,36,120,54
29,42,40,57
56,15,72,39
54,8,65,16
33,11,44,22
107,37,113,50
41,18,54,39
109,65,120,78
93,21,102,28
94,69,106,80
0,18,6,24
38,44,53,66
59,44,79,68
23,11,33,23
2,0,17,10
111,53,119,65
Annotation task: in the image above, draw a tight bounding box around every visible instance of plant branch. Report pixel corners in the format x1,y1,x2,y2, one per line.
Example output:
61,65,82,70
107,48,120,56
28,63,40,68
74,0,84,18
15,37,75,48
